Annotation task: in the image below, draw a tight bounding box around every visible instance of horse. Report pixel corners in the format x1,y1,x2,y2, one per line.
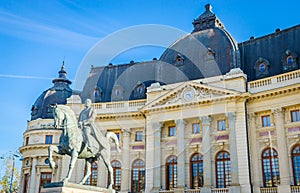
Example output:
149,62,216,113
48,105,120,189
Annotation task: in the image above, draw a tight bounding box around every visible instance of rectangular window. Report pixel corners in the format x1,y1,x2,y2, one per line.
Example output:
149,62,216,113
25,137,29,146
262,115,271,127
291,110,300,122
135,131,143,141
39,172,52,193
217,120,226,131
169,126,176,137
192,123,201,134
45,135,53,144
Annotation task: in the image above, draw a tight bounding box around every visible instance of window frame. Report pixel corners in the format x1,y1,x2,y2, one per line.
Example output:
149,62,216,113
168,126,176,137
261,148,280,187
111,160,122,191
192,123,201,134
135,131,143,141
291,110,300,122
85,162,98,186
217,120,226,131
292,144,300,185
131,159,145,193
166,155,178,190
262,115,271,127
45,135,53,144
39,172,52,193
215,151,231,188
190,153,203,189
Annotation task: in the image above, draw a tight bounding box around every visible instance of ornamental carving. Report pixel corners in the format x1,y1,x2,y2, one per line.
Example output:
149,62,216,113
112,85,124,101
282,49,298,72
174,54,184,67
254,57,270,78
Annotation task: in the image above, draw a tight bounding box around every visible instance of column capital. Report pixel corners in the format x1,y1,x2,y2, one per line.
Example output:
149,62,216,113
272,108,284,118
199,116,211,125
175,119,186,127
152,122,163,133
226,112,236,120
122,128,131,137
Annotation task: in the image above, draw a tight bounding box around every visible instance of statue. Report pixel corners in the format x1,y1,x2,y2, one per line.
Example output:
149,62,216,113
47,101,121,190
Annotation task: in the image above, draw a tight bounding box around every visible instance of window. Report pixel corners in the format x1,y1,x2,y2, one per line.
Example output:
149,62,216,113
287,55,294,65
166,155,177,190
131,159,145,193
25,137,29,146
262,148,280,187
85,162,98,186
262,115,271,127
39,172,52,193
190,153,203,189
111,160,121,191
115,132,121,140
23,173,29,193
292,145,300,185
217,120,226,131
45,135,53,144
192,123,201,134
169,126,176,137
291,110,300,122
135,131,143,141
216,151,231,188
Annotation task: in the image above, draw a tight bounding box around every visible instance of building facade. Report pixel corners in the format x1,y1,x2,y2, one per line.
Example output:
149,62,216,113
19,4,300,193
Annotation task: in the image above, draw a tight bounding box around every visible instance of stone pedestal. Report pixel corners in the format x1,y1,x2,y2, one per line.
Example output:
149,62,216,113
41,182,115,193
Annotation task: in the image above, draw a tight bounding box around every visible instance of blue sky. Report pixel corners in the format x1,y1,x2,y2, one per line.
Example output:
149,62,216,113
0,0,300,171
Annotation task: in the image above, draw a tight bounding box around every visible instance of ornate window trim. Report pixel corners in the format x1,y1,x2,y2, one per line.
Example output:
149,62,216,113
254,57,270,78
112,85,124,101
282,49,298,72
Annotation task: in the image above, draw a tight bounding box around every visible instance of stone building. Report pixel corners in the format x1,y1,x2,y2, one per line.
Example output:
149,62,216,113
19,4,300,193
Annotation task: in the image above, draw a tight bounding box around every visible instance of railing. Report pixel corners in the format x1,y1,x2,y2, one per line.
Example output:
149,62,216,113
211,188,228,193
159,191,174,193
92,99,146,113
248,69,300,93
184,189,201,193
260,187,278,193
291,186,300,193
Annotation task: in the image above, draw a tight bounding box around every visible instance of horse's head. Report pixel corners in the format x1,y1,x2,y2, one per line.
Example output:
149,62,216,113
52,105,65,129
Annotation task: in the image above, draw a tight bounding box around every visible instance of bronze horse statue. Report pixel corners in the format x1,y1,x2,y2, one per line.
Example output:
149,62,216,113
48,105,120,189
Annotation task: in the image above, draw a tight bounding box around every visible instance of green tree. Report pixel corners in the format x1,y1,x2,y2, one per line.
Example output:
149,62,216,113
0,158,20,193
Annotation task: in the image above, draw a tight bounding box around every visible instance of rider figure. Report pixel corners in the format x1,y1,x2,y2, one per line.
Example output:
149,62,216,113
78,99,96,153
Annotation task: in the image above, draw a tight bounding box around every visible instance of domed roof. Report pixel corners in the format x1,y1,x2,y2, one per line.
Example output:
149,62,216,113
30,64,73,120
159,4,239,80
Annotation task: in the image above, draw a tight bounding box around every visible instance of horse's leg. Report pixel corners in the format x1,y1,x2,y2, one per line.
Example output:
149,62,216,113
63,149,78,183
100,150,114,189
79,158,92,185
48,145,60,169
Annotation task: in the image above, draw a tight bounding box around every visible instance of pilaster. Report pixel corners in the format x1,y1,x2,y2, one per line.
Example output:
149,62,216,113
153,122,163,191
273,108,291,193
29,157,37,193
175,119,186,189
200,115,212,192
121,128,131,193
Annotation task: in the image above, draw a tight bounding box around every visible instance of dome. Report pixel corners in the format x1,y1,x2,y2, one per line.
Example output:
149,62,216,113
30,64,73,120
159,4,239,80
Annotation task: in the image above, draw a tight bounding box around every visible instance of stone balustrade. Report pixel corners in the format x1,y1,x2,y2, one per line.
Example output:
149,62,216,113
248,69,300,93
260,187,278,193
211,188,228,193
92,99,146,114
291,186,300,193
184,189,201,193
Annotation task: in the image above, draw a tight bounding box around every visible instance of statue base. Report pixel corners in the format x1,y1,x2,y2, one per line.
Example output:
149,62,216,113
41,182,115,193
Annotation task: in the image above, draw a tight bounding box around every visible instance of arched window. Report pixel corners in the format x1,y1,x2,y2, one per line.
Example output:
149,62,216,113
190,153,203,189
111,160,122,191
166,155,177,190
85,162,98,186
216,151,231,188
261,148,280,187
131,159,145,193
292,145,300,185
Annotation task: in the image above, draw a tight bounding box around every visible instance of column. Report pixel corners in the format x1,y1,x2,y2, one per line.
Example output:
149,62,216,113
248,113,261,193
175,119,186,189
29,157,37,193
200,116,212,193
226,112,240,193
273,108,291,193
153,122,163,191
121,128,131,193
145,120,155,192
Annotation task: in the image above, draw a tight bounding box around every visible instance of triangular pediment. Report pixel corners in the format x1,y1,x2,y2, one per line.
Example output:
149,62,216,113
144,82,241,109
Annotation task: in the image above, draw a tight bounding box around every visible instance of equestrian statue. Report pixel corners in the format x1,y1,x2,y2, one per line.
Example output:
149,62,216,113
47,99,121,190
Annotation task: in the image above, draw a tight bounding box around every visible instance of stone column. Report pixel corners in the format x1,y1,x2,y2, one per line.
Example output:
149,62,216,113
29,157,37,193
273,108,291,193
200,116,212,193
175,119,186,189
226,112,241,193
248,113,261,193
121,128,131,193
153,122,163,191
145,120,155,192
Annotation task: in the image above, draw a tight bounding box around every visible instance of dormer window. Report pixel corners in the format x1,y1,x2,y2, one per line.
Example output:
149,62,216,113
282,49,298,72
93,87,102,103
175,54,184,66
254,57,270,78
287,55,294,65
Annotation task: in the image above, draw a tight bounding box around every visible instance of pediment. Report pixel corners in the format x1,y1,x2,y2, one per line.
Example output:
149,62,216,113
144,82,240,109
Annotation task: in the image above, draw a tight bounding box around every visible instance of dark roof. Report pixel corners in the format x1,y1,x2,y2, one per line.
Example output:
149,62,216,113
30,65,73,120
239,25,300,81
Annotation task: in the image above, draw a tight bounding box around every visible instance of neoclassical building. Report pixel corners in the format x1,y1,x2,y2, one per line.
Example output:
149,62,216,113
19,4,300,193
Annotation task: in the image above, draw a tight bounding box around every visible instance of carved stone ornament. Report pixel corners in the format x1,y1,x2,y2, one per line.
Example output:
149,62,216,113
254,57,270,78
174,54,184,67
282,49,298,72
112,85,124,101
